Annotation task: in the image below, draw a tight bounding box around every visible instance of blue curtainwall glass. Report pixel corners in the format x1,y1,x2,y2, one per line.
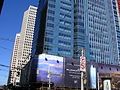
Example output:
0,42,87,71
32,0,74,58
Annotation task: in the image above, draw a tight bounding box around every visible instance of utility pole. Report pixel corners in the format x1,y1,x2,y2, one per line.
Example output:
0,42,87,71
81,49,84,90
80,48,86,90
81,71,84,90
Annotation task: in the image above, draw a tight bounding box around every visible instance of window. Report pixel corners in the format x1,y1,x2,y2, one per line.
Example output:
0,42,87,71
60,7,71,13
47,16,54,21
44,45,52,51
58,40,71,45
48,9,55,15
60,19,64,24
45,37,53,43
65,21,71,26
49,0,56,2
47,23,54,27
61,1,71,8
59,33,71,38
48,3,55,8
58,48,70,52
59,26,71,31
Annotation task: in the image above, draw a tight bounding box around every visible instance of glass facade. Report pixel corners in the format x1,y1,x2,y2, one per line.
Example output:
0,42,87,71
32,0,74,58
74,0,119,65
74,0,89,60
33,0,120,65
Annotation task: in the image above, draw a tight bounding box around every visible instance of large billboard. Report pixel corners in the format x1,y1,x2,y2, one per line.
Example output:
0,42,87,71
64,58,81,88
36,54,64,86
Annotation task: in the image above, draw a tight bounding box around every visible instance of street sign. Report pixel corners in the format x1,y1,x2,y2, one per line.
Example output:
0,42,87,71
80,56,86,72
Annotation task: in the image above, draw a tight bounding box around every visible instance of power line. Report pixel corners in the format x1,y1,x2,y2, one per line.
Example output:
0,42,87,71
0,75,8,78
0,68,9,72
0,37,14,42
0,46,12,51
0,64,9,68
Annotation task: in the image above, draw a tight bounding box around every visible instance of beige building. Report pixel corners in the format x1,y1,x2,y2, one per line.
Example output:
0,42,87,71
8,33,20,85
8,5,37,85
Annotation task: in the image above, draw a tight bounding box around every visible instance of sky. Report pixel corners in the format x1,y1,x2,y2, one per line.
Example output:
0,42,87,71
0,0,38,85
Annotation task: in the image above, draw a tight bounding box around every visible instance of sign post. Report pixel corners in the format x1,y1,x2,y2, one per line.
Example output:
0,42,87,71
80,48,86,90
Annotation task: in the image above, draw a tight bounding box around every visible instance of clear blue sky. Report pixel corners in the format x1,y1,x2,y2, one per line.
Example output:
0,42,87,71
0,0,38,85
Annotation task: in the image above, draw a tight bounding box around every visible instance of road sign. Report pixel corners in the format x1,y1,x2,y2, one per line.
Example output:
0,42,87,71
80,56,86,72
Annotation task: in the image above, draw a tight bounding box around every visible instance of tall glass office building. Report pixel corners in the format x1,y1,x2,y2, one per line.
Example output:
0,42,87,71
117,0,120,63
74,0,90,60
32,0,74,58
33,0,120,65
74,0,119,65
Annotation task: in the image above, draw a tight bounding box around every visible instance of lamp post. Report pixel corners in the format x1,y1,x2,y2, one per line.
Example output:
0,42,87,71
47,65,51,90
45,57,61,90
45,57,52,90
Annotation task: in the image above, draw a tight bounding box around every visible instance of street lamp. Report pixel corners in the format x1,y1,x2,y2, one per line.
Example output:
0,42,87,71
47,64,51,90
45,57,60,90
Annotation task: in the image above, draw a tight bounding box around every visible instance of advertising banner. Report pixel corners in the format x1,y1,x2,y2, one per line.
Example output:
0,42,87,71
90,65,97,89
80,56,86,72
36,54,64,86
64,58,81,88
